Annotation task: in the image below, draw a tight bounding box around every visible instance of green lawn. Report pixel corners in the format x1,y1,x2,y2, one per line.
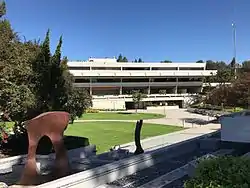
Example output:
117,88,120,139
65,121,183,153
80,112,165,120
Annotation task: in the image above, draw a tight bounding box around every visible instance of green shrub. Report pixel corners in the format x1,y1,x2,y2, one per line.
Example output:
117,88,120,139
0,121,7,142
191,103,244,112
1,133,89,155
85,109,99,113
226,107,244,113
185,156,250,188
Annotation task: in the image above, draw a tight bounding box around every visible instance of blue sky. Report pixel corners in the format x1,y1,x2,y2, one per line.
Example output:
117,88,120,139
4,0,250,63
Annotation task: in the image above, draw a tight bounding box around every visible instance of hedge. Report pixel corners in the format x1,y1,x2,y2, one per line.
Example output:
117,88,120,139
185,156,250,188
0,133,89,156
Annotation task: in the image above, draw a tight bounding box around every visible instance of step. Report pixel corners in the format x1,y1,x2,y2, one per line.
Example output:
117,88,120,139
107,150,207,188
241,152,250,158
138,149,234,188
36,136,201,188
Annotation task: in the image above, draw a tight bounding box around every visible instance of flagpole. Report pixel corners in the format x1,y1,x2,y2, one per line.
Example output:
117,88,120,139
232,23,237,79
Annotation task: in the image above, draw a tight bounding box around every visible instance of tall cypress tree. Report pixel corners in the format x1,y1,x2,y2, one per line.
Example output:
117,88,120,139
50,36,65,110
122,57,128,62
230,57,236,79
33,29,52,112
0,1,6,18
52,36,62,65
117,54,123,62
41,30,51,62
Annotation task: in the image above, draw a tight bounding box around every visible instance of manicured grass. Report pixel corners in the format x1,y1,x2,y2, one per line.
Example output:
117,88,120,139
80,112,165,120
65,121,183,153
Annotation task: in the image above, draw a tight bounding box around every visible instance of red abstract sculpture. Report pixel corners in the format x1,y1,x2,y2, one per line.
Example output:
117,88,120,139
19,111,70,185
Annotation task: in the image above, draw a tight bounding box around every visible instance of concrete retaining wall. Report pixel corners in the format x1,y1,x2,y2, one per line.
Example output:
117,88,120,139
36,131,219,188
0,145,96,174
221,116,250,143
92,99,126,110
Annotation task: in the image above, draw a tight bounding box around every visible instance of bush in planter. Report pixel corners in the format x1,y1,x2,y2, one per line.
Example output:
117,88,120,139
184,156,250,188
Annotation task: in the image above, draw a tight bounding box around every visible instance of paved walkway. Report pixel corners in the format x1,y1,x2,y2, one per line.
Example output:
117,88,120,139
75,109,219,128
144,109,218,128
120,123,220,152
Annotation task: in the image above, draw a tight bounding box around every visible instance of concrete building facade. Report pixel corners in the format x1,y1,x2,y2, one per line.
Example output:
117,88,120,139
68,58,217,110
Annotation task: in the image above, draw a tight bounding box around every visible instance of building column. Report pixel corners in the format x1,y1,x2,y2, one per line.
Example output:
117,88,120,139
90,78,92,95
175,78,178,94
148,78,151,95
120,78,122,95
196,87,202,93
148,87,151,95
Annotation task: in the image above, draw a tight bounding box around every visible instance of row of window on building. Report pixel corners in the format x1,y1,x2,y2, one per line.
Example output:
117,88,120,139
69,67,204,71
74,77,203,83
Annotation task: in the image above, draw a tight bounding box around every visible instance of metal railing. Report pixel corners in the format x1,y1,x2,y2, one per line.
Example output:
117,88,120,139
92,93,198,100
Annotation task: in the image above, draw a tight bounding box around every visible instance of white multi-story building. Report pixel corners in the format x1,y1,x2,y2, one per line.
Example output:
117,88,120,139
68,58,217,110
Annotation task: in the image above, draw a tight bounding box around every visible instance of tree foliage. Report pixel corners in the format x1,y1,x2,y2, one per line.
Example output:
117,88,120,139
0,2,92,129
134,58,143,63
241,60,250,73
204,71,250,109
198,60,249,108
204,60,234,84
206,60,228,70
230,57,236,68
122,57,128,62
0,1,6,18
64,88,92,120
161,60,172,63
29,30,92,122
132,90,147,112
196,60,204,63
0,2,39,124
117,54,128,62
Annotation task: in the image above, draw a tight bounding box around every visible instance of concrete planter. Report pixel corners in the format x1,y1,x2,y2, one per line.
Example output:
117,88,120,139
36,131,219,188
220,111,250,143
0,145,96,174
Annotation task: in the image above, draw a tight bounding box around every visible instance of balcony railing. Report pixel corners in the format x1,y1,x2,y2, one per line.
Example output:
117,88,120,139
73,81,202,87
69,70,217,77
92,93,198,100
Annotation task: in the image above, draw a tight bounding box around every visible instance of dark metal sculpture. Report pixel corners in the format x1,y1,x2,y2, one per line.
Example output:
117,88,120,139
19,111,70,185
134,119,144,155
